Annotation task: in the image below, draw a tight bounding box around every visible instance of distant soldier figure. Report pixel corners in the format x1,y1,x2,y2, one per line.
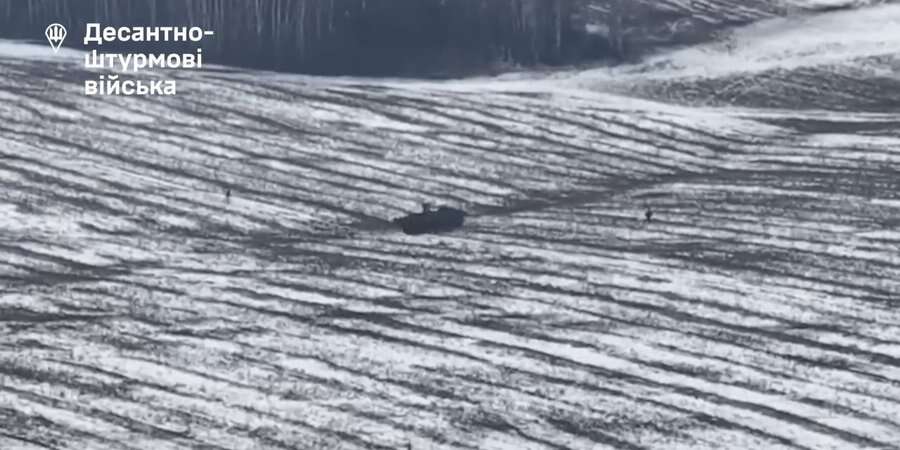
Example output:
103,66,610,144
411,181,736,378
421,202,431,213
225,188,231,202
645,208,653,222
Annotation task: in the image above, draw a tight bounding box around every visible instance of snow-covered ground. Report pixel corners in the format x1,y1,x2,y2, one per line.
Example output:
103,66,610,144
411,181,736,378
1,3,899,450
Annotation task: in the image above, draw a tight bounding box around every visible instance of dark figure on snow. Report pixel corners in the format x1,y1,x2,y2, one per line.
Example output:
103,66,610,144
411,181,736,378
225,188,231,202
422,202,431,213
645,208,653,222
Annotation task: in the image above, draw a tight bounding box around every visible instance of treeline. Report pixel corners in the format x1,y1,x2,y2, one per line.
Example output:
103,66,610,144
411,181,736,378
0,0,614,76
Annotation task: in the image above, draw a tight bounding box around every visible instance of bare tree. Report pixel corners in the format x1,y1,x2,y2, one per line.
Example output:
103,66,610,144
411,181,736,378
608,0,625,60
0,0,580,75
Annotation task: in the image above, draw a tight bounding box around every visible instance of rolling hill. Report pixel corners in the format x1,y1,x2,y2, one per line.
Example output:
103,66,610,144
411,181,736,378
0,3,899,449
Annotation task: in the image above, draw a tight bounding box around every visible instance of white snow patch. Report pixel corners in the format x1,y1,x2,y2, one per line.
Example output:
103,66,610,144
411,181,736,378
0,40,83,62
571,2,900,83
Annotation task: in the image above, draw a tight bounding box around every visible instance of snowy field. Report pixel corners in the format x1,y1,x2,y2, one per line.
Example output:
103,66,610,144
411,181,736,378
1,4,900,450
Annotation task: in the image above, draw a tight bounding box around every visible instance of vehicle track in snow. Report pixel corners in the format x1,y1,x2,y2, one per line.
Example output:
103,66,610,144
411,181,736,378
1,5,900,449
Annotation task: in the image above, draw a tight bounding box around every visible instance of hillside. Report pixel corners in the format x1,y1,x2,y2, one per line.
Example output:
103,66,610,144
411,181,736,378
0,0,858,76
1,3,899,450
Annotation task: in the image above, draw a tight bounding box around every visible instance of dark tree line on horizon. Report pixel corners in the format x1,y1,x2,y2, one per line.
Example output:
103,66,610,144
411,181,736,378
0,0,618,76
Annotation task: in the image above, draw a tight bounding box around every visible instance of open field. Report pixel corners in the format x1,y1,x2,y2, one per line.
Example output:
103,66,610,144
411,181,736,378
1,4,899,449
